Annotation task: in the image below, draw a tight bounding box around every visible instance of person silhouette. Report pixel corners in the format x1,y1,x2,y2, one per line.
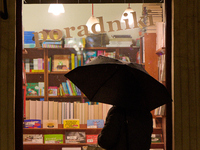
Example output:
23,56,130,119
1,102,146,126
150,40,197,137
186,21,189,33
98,105,153,150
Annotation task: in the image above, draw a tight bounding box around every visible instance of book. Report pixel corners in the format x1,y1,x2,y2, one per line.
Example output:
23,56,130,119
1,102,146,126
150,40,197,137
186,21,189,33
26,100,30,119
94,104,99,119
64,102,70,120
43,120,58,128
83,103,88,124
66,79,73,96
63,119,80,128
59,84,64,96
44,134,63,144
65,131,86,143
98,103,103,120
86,135,98,144
38,82,44,96
58,102,62,124
73,101,78,119
48,86,58,96
26,83,39,96
29,100,36,119
35,101,42,121
33,58,38,70
24,119,41,128
42,101,49,121
71,53,75,69
69,102,74,119
62,102,65,124
83,51,97,65
52,55,70,71
23,134,43,143
48,101,54,120
24,58,30,72
62,82,69,96
87,119,104,128
53,101,58,120
37,58,43,70
69,80,77,96
75,86,81,95
48,57,52,72
97,50,104,56
151,134,162,143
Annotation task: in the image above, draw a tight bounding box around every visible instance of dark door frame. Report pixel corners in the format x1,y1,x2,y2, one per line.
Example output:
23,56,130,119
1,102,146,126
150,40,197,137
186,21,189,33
15,1,172,150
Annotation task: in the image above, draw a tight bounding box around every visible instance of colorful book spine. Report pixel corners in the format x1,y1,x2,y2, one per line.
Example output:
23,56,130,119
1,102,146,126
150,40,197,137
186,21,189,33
71,53,75,70
59,84,64,96
69,80,77,96
75,55,78,68
62,82,69,96
66,79,73,96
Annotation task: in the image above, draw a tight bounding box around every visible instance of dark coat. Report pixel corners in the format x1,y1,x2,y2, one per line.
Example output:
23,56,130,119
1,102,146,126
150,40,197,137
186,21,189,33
98,106,153,150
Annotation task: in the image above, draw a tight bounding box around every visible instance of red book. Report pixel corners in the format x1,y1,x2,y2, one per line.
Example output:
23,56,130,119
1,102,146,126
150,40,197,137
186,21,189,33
86,135,98,144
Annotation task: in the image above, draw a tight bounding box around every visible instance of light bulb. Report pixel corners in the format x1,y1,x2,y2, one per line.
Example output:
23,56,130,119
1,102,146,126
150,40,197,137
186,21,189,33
86,16,100,33
48,4,65,16
121,7,134,25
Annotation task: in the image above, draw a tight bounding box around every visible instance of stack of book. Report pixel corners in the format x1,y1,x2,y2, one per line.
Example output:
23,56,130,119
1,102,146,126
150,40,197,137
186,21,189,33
107,35,133,47
23,31,35,48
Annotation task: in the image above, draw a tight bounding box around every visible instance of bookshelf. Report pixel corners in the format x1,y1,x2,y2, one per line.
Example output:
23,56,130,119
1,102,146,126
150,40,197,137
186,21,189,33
139,33,166,150
23,128,164,150
23,46,165,150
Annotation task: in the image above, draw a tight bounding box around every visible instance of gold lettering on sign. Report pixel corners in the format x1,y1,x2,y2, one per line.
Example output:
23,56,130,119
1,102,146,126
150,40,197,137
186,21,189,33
77,25,90,37
49,29,62,40
64,27,76,38
33,11,155,48
130,12,139,28
91,16,106,34
33,31,47,48
107,20,123,32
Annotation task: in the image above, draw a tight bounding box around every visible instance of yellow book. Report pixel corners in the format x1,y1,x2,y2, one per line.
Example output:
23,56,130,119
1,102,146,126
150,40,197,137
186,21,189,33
71,53,75,70
31,69,44,72
63,119,80,128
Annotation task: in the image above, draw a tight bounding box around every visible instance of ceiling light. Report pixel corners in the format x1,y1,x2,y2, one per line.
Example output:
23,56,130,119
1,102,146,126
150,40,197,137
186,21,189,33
121,3,134,25
48,4,65,16
86,4,100,33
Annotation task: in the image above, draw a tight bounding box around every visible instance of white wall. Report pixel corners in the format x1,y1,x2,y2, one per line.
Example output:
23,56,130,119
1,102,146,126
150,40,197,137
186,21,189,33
22,4,143,40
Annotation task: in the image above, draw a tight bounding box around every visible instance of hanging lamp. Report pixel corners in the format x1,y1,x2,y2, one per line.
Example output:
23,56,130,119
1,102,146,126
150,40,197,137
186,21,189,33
48,0,65,16
121,3,134,25
86,4,100,33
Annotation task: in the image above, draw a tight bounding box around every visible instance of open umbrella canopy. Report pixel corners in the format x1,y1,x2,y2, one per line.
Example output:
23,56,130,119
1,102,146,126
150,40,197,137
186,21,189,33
65,55,172,111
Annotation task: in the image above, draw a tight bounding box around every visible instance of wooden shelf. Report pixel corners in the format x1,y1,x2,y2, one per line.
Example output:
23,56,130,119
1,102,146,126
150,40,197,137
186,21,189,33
23,143,164,149
84,46,139,50
23,127,162,134
151,142,164,148
153,127,163,134
49,71,70,74
23,128,102,134
26,96,44,99
48,96,82,99
26,72,44,75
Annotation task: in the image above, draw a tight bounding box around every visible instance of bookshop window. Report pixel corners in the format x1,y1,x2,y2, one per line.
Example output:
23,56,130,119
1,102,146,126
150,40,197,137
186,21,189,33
22,3,167,150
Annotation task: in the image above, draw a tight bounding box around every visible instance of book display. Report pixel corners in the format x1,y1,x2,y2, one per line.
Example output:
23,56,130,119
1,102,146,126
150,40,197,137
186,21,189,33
23,44,166,149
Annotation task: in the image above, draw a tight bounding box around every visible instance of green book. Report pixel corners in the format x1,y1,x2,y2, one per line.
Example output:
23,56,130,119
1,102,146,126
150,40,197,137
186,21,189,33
26,83,39,96
44,134,63,144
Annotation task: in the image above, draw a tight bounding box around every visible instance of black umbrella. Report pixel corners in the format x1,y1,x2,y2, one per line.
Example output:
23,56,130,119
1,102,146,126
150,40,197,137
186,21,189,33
65,55,172,111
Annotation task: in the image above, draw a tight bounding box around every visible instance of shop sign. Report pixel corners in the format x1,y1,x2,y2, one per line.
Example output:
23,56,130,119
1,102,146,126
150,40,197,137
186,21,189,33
33,12,154,48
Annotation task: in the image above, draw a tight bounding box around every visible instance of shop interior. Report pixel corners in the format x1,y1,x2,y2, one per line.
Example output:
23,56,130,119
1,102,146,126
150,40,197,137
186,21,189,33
22,3,167,150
